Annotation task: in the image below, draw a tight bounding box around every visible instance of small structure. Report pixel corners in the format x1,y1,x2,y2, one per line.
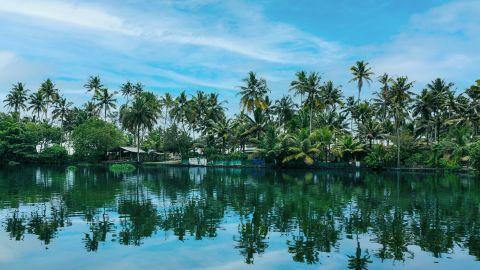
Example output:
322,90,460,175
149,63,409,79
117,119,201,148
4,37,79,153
107,146,147,162
189,157,208,166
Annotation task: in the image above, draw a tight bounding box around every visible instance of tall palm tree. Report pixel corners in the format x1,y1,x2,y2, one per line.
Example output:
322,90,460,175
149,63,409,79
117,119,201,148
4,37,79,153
389,76,414,168
349,61,373,102
4,82,28,120
159,93,176,129
208,117,232,154
84,75,103,96
83,101,100,118
52,96,73,128
39,78,59,120
321,80,343,110
133,82,144,96
238,71,269,113
426,78,454,143
28,91,46,122
94,88,117,120
272,96,297,131
120,81,135,103
120,92,161,162
291,72,322,133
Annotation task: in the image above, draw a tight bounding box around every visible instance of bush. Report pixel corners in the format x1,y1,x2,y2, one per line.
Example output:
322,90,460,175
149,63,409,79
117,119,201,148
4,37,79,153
363,145,396,169
109,163,136,172
39,144,68,163
469,141,480,170
404,152,428,168
71,118,125,161
439,156,460,170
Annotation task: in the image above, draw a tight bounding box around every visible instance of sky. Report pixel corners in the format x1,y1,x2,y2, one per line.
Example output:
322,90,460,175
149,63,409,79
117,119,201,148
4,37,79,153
0,0,479,113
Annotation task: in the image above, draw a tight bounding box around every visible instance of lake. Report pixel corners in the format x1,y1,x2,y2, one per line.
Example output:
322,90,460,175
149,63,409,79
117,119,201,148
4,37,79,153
0,165,479,269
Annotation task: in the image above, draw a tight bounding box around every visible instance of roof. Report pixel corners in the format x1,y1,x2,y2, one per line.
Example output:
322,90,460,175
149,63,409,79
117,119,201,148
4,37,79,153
110,146,146,153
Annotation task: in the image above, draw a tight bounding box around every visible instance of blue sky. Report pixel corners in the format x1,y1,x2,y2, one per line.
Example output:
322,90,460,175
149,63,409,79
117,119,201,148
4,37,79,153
0,0,478,113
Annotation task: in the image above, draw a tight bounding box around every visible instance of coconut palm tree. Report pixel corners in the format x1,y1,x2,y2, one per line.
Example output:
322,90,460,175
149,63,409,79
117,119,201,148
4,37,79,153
94,88,117,120
120,81,135,103
349,61,373,102
120,92,161,162
289,70,308,103
272,96,296,131
28,91,46,122
4,82,29,120
283,128,320,165
242,108,269,141
321,80,343,110
84,75,103,96
426,78,454,143
83,101,100,118
238,71,269,113
389,76,414,168
52,96,73,128
159,93,176,130
133,82,144,96
291,72,322,133
39,78,59,119
358,118,384,148
333,135,364,163
208,117,232,154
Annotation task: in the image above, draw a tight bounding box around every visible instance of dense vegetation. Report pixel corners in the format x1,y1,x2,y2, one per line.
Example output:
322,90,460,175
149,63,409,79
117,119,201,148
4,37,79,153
2,61,480,169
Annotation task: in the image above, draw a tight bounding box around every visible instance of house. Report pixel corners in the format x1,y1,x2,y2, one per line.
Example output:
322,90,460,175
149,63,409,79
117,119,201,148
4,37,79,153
107,146,147,161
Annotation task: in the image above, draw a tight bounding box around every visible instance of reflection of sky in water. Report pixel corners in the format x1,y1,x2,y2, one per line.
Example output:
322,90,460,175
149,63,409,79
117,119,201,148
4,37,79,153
0,166,479,269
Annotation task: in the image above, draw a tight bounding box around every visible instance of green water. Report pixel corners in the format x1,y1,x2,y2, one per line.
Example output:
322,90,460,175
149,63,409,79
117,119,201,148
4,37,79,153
0,166,479,269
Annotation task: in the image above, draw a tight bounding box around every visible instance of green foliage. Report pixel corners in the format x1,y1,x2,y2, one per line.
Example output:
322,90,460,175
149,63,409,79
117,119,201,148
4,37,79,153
364,145,394,169
109,163,136,172
39,144,68,163
0,114,62,163
469,141,480,171
71,118,125,161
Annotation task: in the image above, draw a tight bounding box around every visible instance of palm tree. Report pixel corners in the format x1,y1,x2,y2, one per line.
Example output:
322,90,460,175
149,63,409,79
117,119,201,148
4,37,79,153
120,92,161,162
358,119,384,148
242,108,269,141
426,78,454,143
83,101,100,118
4,82,28,120
208,117,232,154
389,76,414,168
94,88,117,120
291,72,322,133
321,80,343,110
238,71,269,113
84,75,103,96
289,70,308,103
28,91,46,122
120,81,135,103
333,135,364,163
159,93,176,130
283,128,319,165
349,61,373,102
272,96,296,131
373,73,391,121
133,82,144,96
39,78,59,119
52,96,73,128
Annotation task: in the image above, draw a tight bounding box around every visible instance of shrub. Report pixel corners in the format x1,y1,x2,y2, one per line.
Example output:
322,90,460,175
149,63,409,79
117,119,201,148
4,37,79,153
363,145,396,169
109,163,136,172
469,141,480,170
40,144,68,163
439,156,460,170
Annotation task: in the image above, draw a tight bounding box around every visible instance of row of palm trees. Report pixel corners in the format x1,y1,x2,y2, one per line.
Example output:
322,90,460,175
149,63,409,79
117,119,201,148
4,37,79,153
3,61,480,167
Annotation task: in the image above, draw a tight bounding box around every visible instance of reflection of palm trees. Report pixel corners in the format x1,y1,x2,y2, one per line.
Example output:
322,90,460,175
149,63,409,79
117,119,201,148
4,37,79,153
83,209,114,252
234,210,269,264
5,211,26,241
347,239,372,270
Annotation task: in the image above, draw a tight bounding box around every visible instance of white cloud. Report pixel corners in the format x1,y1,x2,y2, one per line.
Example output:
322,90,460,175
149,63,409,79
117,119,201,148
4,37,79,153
0,0,342,64
371,0,480,89
0,0,138,35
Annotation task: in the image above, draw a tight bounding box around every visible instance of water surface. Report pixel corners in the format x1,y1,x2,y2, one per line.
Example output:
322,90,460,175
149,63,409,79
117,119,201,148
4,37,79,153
0,166,479,269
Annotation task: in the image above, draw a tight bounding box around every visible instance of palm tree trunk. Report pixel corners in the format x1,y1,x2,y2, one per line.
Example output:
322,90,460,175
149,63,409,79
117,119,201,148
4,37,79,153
136,127,140,163
396,125,400,168
309,106,313,133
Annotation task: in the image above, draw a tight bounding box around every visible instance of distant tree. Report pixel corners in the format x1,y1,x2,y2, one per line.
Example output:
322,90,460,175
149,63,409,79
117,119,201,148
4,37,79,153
4,82,28,120
238,71,269,113
350,61,373,102
94,88,117,120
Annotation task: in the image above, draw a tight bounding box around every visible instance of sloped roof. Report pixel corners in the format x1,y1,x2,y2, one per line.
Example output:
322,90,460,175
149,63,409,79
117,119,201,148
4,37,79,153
114,146,146,153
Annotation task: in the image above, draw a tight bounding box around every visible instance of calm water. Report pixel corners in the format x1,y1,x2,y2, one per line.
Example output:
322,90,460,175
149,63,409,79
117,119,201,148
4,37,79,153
0,166,479,270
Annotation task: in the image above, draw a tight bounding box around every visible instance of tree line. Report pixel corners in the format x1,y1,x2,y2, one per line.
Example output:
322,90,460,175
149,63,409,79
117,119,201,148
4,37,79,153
2,60,480,169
